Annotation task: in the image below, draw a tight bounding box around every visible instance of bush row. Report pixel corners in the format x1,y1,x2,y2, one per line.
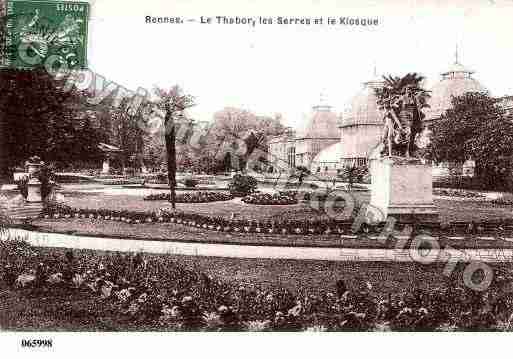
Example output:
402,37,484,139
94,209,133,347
433,176,513,192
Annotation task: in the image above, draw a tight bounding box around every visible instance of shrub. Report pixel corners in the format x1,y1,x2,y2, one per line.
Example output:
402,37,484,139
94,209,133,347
15,165,56,201
37,165,56,200
490,193,513,206
145,173,169,184
228,174,258,197
337,164,369,186
183,178,198,188
290,166,311,183
15,176,29,198
433,176,512,192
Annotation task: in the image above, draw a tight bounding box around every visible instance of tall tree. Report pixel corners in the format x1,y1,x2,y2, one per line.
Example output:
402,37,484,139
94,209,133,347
106,97,149,172
0,68,103,178
153,86,195,208
427,92,513,189
205,108,285,172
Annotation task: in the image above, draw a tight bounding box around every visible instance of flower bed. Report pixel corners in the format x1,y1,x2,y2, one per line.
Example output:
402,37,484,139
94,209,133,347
279,190,348,205
42,203,358,234
95,178,145,186
490,194,513,206
242,193,298,205
39,203,513,237
433,188,486,199
3,238,513,331
144,191,233,203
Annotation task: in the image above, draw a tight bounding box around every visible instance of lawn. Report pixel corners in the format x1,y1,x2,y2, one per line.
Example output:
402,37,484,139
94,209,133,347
58,190,349,222
57,188,513,223
5,183,512,249
5,183,513,223
5,184,513,249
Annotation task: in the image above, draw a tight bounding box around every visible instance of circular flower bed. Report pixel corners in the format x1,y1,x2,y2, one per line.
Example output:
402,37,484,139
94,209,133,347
242,193,298,205
144,191,233,203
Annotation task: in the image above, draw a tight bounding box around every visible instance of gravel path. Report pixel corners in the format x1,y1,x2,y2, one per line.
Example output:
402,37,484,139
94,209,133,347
4,228,513,262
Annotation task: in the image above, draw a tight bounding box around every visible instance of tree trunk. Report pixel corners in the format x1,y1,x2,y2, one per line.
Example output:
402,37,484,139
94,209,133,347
165,114,176,209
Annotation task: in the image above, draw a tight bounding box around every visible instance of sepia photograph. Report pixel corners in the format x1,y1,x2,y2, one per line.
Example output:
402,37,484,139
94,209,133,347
1,0,513,356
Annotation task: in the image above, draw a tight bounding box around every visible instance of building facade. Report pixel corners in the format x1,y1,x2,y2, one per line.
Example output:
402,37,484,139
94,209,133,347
267,102,340,175
339,73,385,167
267,56,511,178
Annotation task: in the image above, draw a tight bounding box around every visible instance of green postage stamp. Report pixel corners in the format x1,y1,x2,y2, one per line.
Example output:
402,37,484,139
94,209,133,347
3,0,89,70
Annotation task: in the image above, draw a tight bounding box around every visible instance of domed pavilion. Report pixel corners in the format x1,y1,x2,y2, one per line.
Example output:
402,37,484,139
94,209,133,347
425,57,488,124
294,102,340,168
425,54,488,177
267,99,340,174
339,72,384,167
310,142,343,176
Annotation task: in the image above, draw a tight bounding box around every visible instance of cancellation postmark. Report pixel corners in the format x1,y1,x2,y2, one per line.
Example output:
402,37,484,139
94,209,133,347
3,0,89,70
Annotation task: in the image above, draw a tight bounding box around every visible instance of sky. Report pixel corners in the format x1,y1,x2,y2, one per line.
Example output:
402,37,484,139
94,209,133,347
85,0,513,129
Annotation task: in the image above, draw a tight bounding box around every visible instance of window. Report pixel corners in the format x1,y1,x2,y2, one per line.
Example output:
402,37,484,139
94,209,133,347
287,147,296,168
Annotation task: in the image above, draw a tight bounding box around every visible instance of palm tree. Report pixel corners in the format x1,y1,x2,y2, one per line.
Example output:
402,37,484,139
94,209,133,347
375,72,431,118
153,86,195,209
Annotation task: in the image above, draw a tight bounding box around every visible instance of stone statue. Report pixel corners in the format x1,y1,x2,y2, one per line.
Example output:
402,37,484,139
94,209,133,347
374,86,424,159
380,101,403,158
371,73,430,161
394,85,424,158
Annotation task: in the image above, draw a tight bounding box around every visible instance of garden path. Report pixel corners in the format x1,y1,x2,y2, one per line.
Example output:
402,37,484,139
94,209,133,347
4,228,513,263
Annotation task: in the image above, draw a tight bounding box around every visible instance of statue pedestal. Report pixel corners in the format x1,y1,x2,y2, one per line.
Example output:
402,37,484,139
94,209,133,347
102,158,110,174
369,157,439,222
26,178,42,203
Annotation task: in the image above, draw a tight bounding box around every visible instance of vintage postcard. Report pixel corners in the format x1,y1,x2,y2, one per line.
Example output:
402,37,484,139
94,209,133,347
1,0,513,357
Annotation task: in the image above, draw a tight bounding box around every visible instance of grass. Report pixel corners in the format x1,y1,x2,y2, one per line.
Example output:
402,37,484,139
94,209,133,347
6,184,513,249
58,192,347,222
54,188,513,223
5,183,513,223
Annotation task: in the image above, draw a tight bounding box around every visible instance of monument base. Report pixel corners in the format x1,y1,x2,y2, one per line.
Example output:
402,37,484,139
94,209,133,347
369,157,439,223
26,178,42,203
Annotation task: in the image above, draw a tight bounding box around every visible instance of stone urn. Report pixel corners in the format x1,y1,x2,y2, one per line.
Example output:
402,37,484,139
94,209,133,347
26,156,44,176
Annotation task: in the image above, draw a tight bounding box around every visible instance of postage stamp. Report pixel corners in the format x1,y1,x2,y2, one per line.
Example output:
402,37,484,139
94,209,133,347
3,0,89,70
